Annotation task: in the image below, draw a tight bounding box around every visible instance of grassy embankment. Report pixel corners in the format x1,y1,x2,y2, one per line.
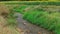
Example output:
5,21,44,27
13,4,60,34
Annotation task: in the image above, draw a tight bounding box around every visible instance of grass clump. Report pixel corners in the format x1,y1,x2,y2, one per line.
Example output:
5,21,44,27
5,10,17,27
7,17,16,26
13,5,28,14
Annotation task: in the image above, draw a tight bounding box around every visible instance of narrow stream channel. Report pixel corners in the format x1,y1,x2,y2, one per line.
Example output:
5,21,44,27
14,13,53,34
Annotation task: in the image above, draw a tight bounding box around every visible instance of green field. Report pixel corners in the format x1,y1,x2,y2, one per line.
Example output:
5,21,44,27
13,4,60,34
0,1,60,34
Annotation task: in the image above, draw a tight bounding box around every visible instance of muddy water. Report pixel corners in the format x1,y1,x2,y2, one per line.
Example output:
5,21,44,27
14,13,53,34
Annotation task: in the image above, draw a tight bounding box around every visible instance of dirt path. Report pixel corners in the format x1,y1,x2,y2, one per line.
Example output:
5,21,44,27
15,13,53,34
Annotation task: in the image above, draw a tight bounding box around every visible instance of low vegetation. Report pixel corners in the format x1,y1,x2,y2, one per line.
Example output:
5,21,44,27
13,5,60,34
0,3,20,34
23,11,60,34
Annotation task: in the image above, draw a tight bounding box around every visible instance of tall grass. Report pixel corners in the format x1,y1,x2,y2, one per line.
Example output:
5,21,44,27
23,11,60,34
13,5,60,34
6,9,17,27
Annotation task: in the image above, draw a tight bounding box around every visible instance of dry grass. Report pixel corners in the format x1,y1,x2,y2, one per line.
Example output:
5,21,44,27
0,4,22,34
0,16,20,34
0,3,9,14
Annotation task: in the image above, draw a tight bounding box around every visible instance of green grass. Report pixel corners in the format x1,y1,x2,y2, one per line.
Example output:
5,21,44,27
13,5,28,14
23,11,60,34
2,1,60,6
13,5,60,34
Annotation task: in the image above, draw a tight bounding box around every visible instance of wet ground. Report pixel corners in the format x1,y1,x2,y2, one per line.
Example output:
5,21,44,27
14,13,53,34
